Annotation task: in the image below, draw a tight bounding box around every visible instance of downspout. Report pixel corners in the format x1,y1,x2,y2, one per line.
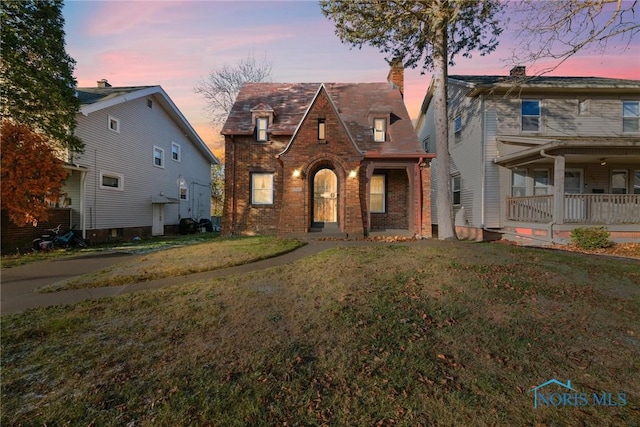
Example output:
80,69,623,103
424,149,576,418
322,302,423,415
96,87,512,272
480,94,486,230
230,135,236,235
80,170,87,240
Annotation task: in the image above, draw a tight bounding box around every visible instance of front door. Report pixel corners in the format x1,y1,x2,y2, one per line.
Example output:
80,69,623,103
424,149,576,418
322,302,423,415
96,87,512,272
152,204,164,236
313,168,337,224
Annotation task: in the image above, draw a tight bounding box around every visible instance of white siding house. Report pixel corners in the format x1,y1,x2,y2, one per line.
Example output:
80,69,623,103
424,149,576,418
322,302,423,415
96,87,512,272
416,67,640,244
63,81,218,242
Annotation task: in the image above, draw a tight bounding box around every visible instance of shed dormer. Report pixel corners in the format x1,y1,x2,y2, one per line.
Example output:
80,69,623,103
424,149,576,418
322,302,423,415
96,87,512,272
251,103,275,142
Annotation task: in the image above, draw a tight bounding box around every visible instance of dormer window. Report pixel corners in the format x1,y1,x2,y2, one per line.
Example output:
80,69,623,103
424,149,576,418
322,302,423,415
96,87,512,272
251,103,275,142
373,118,386,142
256,117,268,142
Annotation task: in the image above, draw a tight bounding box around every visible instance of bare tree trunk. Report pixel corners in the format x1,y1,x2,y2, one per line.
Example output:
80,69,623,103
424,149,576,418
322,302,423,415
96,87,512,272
433,43,456,240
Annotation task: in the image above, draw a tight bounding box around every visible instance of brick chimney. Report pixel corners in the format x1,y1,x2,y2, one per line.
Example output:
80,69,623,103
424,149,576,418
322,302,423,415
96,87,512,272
510,66,526,77
387,61,404,98
97,79,112,88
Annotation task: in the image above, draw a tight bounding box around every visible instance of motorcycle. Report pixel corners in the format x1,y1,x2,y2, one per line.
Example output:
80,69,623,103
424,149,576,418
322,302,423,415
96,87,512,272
32,224,89,251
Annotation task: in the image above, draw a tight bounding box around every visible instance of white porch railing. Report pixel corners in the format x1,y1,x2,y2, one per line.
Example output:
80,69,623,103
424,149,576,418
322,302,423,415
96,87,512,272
506,195,553,223
507,194,640,224
565,194,640,224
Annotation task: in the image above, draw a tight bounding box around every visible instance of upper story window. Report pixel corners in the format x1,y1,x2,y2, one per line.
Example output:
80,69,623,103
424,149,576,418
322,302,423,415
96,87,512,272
318,118,326,140
108,115,120,133
578,99,589,115
171,142,181,162
256,117,268,142
373,118,386,142
623,100,639,133
251,173,274,205
153,146,164,168
521,99,540,132
454,115,462,135
147,98,153,109
370,174,386,213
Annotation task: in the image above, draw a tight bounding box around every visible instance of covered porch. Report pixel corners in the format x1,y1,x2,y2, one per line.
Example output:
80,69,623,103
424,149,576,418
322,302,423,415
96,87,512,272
495,139,640,243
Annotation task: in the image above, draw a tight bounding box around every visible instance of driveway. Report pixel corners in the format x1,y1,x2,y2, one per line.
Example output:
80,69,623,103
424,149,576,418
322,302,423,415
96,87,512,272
1,240,368,315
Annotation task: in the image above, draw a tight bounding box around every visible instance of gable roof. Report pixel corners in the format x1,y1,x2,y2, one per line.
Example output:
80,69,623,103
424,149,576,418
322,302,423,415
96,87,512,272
449,75,640,96
222,82,424,156
76,85,219,165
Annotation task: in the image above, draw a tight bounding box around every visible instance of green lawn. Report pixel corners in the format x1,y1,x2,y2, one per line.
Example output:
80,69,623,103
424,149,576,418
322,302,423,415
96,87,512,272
2,240,639,426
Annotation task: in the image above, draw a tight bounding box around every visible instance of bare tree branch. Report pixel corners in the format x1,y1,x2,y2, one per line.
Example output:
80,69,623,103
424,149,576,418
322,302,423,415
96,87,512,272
508,0,639,75
194,53,272,126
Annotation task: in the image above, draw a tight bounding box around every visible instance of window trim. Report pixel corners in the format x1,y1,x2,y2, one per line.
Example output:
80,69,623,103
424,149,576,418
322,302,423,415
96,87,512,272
533,169,550,196
99,170,124,191
251,172,274,205
171,142,181,162
521,99,541,132
256,117,269,142
318,118,326,140
452,175,461,205
611,169,628,194
370,174,386,213
511,170,527,197
454,115,462,135
622,100,640,133
373,118,386,142
153,146,164,168
108,115,120,133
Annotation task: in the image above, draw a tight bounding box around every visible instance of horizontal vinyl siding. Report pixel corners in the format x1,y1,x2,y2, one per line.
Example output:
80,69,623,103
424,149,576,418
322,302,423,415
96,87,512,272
493,94,640,137
483,108,501,228
74,95,211,231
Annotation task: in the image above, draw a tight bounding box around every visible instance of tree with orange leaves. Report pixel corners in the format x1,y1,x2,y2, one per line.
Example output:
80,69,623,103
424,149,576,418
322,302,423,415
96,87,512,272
1,120,68,226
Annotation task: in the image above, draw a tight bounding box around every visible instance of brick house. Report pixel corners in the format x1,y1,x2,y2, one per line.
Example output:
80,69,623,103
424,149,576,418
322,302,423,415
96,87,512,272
221,66,433,238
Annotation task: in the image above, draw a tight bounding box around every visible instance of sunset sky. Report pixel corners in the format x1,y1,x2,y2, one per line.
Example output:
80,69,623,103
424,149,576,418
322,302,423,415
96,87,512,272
62,0,640,156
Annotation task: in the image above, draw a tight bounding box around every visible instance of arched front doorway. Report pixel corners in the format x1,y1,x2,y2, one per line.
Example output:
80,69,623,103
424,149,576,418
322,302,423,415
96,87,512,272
313,168,338,225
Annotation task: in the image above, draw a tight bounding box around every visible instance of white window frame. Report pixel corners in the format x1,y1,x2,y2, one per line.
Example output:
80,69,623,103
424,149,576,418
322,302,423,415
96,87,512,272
452,175,461,205
521,99,541,132
454,115,462,134
511,170,527,197
611,169,628,194
533,169,550,195
256,117,268,142
373,118,386,142
108,115,120,133
623,100,640,133
578,99,590,116
153,146,164,168
99,170,124,191
370,174,386,213
564,169,584,194
171,142,181,162
251,173,274,205
179,181,189,201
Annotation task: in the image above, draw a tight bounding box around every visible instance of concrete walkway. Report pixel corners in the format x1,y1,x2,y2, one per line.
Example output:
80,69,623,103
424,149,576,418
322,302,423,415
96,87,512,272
1,239,371,315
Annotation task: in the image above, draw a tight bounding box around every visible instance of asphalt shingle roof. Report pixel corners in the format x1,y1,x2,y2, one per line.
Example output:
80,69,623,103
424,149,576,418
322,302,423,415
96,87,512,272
222,82,424,156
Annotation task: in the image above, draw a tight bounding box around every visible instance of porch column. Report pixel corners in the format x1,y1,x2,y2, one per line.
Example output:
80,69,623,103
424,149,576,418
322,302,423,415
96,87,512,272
553,155,565,225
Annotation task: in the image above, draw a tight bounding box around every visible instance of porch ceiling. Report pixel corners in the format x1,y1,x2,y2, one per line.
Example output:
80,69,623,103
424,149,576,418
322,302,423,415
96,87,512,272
494,139,640,168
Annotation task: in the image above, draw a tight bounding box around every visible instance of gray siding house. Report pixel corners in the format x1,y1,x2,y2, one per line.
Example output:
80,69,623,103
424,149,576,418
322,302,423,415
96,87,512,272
62,81,218,242
416,67,640,244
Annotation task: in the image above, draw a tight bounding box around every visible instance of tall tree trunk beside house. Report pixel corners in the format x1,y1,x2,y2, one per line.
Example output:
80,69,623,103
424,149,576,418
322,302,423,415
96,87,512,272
432,26,455,239
320,0,503,240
